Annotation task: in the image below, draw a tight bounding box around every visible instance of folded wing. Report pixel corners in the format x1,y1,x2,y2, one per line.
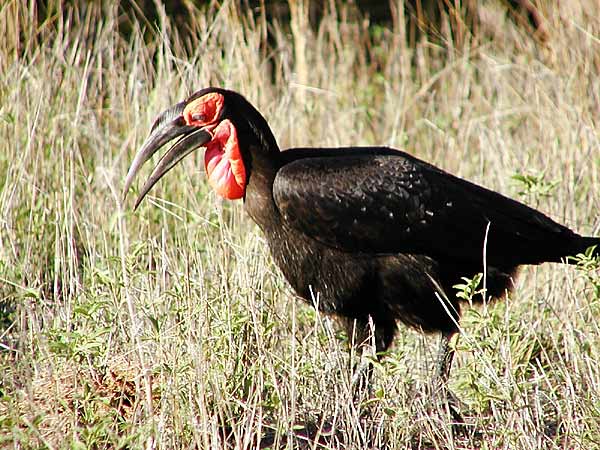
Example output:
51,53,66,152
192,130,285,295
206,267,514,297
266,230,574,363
273,148,578,267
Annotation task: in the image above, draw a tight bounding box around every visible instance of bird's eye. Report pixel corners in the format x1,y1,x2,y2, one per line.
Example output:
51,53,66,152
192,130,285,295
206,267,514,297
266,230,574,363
183,92,225,127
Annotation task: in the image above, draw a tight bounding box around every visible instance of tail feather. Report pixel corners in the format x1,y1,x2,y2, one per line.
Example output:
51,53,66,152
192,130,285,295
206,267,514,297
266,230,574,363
564,236,600,263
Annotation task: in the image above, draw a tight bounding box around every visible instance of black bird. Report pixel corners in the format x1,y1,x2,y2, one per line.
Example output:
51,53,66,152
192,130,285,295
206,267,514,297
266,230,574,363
123,87,598,390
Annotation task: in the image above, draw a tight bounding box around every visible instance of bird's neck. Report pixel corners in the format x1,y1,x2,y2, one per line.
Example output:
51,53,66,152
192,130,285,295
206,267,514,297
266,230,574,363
243,146,283,230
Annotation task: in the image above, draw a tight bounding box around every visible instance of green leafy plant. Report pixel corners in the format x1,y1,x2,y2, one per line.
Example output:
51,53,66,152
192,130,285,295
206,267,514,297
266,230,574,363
453,272,485,302
511,171,559,201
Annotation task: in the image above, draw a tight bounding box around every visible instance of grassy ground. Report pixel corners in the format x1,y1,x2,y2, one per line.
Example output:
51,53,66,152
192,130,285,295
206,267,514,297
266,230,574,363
1,1,599,448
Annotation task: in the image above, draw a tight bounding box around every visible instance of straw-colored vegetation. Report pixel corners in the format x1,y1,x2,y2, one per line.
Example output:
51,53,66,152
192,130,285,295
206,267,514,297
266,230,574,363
1,1,599,448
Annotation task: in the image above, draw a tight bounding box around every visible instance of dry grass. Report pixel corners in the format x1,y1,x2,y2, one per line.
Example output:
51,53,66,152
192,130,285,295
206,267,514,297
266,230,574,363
1,0,599,448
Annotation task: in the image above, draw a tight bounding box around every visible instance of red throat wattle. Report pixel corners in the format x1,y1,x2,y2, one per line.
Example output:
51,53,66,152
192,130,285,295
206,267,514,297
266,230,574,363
204,120,246,199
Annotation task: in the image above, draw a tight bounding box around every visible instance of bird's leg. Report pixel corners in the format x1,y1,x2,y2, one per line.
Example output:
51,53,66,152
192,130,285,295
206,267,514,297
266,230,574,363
347,318,377,398
436,330,457,386
434,330,464,423
347,317,396,399
351,338,376,394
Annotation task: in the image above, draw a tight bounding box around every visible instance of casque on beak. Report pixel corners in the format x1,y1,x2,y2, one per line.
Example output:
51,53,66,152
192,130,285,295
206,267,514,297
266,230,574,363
123,101,212,209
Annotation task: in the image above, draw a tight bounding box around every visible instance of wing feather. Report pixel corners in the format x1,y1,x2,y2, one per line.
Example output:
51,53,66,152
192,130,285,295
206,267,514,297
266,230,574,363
273,149,576,266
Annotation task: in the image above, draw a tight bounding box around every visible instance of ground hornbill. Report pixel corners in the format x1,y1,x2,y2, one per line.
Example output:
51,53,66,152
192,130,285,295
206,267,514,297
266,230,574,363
124,87,599,395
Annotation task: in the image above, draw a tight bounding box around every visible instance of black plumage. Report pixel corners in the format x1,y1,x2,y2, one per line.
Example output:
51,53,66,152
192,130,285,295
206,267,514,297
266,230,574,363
124,87,599,380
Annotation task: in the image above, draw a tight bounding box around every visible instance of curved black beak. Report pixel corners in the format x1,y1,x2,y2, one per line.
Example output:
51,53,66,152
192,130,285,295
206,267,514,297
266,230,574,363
123,102,212,209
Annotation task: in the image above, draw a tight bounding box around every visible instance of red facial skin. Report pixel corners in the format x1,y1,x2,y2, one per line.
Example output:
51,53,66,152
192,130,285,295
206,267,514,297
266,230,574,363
182,93,246,200
183,92,224,129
